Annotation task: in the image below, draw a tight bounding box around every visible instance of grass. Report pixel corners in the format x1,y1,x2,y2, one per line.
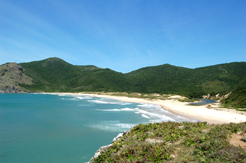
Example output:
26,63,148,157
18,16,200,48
93,122,246,162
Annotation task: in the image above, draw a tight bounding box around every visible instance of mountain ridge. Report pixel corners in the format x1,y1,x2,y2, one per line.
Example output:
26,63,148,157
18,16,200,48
1,58,245,99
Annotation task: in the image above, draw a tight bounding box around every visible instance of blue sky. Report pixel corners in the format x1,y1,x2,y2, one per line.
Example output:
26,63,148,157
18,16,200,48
0,0,245,73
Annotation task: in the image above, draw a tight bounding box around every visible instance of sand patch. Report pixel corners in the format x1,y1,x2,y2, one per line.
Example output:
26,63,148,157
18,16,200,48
228,133,246,150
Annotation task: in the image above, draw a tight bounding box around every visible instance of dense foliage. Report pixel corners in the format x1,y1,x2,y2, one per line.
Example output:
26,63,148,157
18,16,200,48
19,58,246,99
94,121,246,162
19,58,129,92
222,86,246,108
126,62,246,97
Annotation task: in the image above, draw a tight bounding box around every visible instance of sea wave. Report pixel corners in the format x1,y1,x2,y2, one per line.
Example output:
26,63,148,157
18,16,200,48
97,106,176,122
76,96,92,100
89,121,137,132
135,107,175,122
59,95,93,101
137,103,169,113
88,99,130,105
141,114,150,119
96,108,135,112
60,97,79,101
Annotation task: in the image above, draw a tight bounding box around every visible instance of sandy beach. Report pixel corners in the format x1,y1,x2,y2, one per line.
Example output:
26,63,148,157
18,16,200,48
50,92,246,124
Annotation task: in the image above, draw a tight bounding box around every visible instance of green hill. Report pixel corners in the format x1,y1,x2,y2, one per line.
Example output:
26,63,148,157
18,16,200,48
0,57,245,101
19,57,130,92
126,64,198,96
222,86,246,108
126,62,246,97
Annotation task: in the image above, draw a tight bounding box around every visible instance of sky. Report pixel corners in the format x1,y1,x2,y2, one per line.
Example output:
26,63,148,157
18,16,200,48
0,0,245,73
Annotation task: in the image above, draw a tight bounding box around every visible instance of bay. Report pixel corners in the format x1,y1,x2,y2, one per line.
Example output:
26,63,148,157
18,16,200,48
0,93,189,163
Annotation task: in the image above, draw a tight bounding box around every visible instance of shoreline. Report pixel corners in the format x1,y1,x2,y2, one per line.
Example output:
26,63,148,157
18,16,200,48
46,92,246,124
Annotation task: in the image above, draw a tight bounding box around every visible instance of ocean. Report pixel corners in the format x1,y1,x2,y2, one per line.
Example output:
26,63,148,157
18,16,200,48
0,93,190,163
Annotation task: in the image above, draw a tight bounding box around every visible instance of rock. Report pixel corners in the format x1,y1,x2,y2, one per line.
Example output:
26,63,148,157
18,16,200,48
145,138,163,144
166,142,172,145
237,131,243,135
146,132,154,136
88,131,130,162
203,94,210,99
202,130,209,133
87,144,112,163
112,133,123,143
111,131,129,143
241,135,246,142
18,67,24,71
170,154,175,158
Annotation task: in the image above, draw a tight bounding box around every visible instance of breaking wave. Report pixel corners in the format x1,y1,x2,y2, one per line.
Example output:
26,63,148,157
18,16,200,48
89,121,137,132
88,99,130,105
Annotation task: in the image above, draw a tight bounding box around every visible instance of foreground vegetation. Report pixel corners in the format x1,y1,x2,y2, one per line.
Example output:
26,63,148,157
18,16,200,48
94,122,246,163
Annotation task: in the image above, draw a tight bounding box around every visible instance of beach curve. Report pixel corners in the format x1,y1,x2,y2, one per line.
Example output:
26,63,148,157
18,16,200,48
46,92,246,124
83,93,246,124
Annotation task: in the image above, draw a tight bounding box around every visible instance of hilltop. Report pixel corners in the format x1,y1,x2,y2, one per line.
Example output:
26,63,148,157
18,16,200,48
0,57,246,107
0,62,33,93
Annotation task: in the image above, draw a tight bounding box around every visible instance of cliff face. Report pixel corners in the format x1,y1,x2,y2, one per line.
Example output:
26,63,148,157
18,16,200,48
0,63,33,93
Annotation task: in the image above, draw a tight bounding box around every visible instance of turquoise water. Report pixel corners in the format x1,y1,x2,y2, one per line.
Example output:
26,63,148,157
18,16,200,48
0,93,189,163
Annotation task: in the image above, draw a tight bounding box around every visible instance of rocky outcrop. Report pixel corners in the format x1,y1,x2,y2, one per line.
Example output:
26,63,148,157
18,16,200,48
87,144,112,163
87,131,129,163
111,133,124,144
241,135,246,142
145,138,163,144
203,92,232,102
0,62,33,93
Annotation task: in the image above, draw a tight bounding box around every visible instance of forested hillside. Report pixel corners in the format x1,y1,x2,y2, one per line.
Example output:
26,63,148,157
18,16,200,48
222,86,246,108
126,62,246,97
1,57,244,99
19,58,130,92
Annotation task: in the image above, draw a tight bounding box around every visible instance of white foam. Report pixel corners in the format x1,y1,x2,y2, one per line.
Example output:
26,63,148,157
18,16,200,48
138,103,170,113
138,103,157,107
88,100,111,104
98,108,135,112
76,96,92,100
57,94,67,96
114,123,136,128
60,97,79,101
89,121,137,132
88,99,130,105
136,107,175,122
176,115,189,120
142,114,150,119
119,106,175,122
121,108,135,111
